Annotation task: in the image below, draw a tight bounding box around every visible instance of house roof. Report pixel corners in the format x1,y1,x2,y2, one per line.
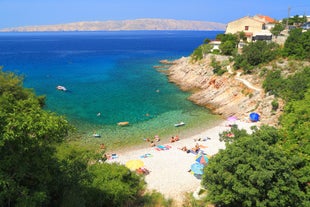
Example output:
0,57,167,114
255,15,276,23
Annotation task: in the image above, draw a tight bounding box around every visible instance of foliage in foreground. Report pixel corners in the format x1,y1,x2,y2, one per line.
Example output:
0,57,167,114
203,126,308,207
0,68,153,207
202,65,310,206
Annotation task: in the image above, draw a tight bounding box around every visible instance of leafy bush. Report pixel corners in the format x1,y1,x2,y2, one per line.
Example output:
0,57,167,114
217,33,239,56
203,132,306,207
87,163,146,207
271,99,279,111
262,70,283,96
211,57,226,75
234,41,280,73
263,67,310,101
190,44,212,62
283,29,310,60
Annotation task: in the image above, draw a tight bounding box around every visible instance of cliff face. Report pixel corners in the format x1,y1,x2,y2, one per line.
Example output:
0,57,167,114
166,55,283,126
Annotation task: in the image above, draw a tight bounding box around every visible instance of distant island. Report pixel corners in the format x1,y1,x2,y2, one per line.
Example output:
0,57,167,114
0,18,226,32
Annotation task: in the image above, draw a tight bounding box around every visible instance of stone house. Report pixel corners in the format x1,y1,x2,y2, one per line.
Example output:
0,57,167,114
225,15,276,42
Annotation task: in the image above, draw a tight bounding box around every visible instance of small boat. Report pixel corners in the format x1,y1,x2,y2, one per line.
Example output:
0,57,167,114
117,121,129,126
92,133,101,138
174,122,185,127
56,85,67,91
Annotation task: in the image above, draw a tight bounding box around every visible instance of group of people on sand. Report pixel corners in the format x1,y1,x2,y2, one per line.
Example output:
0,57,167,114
170,135,180,143
145,135,161,147
179,143,200,154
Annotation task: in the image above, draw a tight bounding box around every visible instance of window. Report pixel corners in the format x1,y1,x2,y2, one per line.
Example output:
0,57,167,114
245,26,249,30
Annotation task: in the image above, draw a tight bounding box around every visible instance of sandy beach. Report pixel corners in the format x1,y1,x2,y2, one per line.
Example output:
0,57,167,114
106,119,257,205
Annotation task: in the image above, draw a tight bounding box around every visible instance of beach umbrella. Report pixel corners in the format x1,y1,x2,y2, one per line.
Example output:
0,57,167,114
249,112,260,122
125,159,144,171
190,163,204,175
195,154,209,165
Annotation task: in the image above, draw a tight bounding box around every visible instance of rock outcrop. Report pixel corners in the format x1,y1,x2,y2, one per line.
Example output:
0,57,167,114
165,54,283,126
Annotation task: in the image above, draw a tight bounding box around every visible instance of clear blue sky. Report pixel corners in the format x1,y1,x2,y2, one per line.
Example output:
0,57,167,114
1,0,309,29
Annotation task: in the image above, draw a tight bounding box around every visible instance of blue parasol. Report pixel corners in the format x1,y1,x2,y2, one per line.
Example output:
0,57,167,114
249,112,260,122
190,163,204,175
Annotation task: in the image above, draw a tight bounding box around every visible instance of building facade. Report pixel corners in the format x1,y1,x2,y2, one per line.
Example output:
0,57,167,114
225,15,276,42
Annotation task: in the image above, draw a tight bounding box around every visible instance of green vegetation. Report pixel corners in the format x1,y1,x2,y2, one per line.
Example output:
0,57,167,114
211,56,227,75
204,130,305,207
1,17,310,206
283,29,310,60
0,68,170,207
190,44,213,62
270,22,285,37
263,67,310,101
193,18,310,205
201,65,310,206
234,41,280,73
203,91,310,206
282,15,308,27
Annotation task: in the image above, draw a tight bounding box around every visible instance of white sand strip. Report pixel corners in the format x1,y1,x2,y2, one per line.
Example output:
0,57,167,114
106,120,256,204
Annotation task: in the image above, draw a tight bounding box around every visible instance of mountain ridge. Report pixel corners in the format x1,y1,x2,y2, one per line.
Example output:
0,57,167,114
0,18,226,32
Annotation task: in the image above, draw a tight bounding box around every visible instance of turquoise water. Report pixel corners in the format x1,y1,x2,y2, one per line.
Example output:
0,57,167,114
0,31,224,146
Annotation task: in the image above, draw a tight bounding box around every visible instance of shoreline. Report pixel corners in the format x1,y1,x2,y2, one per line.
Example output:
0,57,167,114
106,119,257,205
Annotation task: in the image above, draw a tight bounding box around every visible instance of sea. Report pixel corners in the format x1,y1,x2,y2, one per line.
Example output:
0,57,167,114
0,30,224,148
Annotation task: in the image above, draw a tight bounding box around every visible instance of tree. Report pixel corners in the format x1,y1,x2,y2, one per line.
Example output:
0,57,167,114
220,41,236,56
87,163,146,207
0,69,71,206
0,69,151,207
262,70,284,96
217,33,239,56
271,23,285,37
283,29,310,60
234,41,280,73
203,135,306,207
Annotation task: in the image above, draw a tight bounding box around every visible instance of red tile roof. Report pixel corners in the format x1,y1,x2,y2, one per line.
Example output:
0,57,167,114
256,15,276,23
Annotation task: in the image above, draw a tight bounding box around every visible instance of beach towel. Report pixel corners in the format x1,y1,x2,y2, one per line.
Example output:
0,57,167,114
140,153,153,158
155,145,171,151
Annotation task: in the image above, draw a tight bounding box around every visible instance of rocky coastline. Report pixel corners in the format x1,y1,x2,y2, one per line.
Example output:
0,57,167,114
162,54,284,126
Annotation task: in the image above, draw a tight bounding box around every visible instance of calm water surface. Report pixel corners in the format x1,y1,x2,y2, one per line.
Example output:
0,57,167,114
0,31,224,147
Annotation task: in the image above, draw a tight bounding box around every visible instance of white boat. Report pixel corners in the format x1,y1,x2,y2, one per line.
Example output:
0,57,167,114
92,133,101,138
56,85,67,91
174,122,185,127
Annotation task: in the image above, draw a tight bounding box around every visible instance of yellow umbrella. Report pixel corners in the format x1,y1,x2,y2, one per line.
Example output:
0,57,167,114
125,159,144,171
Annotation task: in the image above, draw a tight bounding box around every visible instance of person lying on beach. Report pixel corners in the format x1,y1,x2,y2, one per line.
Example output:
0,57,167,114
154,135,160,142
194,137,211,142
136,167,150,175
170,135,180,143
192,143,200,153
150,141,156,147
179,146,191,153
174,135,179,141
